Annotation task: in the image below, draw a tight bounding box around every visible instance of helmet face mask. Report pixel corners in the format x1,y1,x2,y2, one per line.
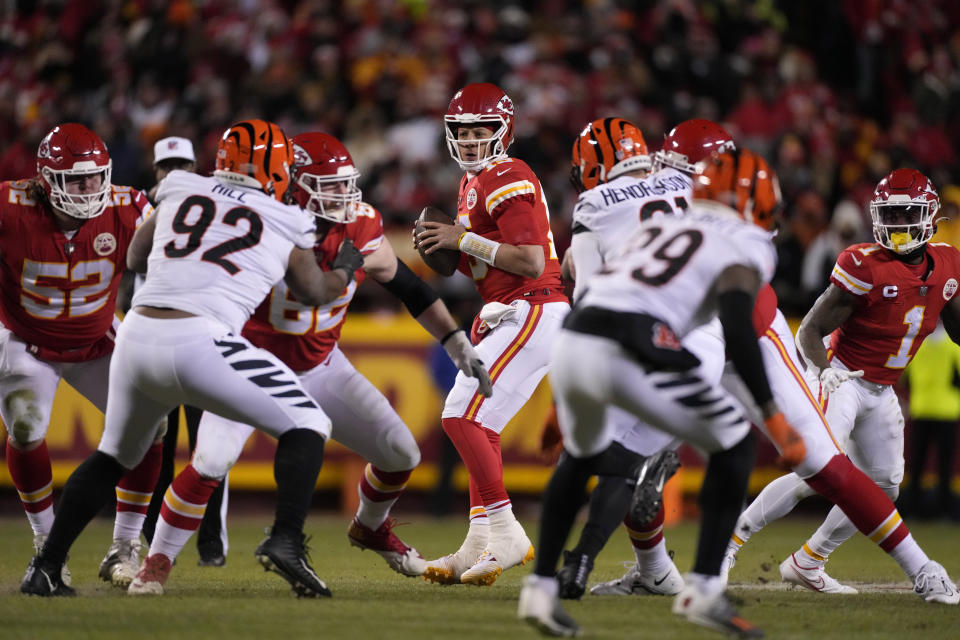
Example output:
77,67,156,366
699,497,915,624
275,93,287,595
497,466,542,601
444,83,514,172
653,119,735,176
214,119,293,202
570,117,651,193
37,123,113,219
869,168,939,254
290,132,361,223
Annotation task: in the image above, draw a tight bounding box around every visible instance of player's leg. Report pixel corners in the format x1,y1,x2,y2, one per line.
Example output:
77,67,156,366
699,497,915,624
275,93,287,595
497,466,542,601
65,354,165,588
184,405,227,566
436,301,566,585
141,408,180,545
129,412,253,595
304,348,425,576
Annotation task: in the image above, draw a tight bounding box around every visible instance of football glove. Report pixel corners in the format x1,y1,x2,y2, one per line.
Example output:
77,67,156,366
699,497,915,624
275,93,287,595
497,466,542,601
819,367,864,395
332,239,365,284
442,330,493,398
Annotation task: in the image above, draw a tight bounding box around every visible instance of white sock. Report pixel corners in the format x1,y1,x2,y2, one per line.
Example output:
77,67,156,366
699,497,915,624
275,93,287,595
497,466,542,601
635,539,672,575
113,512,146,542
27,506,54,537
149,516,196,563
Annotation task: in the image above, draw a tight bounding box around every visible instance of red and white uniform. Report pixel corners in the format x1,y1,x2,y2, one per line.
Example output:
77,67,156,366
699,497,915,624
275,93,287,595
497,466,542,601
814,241,960,487
0,180,151,442
443,159,570,433
192,202,420,481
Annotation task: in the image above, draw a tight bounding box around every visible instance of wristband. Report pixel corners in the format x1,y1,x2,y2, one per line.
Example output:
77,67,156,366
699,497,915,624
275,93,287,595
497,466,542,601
458,231,501,265
440,328,461,345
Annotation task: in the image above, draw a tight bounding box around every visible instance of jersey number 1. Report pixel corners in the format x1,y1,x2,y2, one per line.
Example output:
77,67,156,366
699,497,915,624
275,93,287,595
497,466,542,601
885,305,925,369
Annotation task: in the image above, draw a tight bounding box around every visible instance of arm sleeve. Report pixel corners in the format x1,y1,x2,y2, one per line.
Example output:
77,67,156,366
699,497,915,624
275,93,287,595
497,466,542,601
718,289,773,407
570,230,603,303
379,258,440,317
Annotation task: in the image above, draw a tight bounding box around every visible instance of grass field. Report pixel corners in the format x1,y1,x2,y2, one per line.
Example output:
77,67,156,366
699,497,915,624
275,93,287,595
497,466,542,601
1,513,958,639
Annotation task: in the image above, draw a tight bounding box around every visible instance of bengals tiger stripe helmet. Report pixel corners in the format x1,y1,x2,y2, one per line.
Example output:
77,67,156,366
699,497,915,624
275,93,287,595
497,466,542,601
654,119,736,176
693,148,782,230
214,119,293,202
570,117,651,193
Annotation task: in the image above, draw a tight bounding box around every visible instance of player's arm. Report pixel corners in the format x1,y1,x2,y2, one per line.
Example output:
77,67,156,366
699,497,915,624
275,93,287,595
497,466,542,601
796,284,858,372
127,214,157,273
418,219,544,279
940,295,960,345
714,264,805,465
284,240,363,306
366,239,493,397
568,225,602,303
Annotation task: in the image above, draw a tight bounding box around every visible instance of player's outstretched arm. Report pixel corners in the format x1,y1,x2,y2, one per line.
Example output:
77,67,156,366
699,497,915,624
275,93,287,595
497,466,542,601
127,214,157,273
284,240,362,306
796,284,857,372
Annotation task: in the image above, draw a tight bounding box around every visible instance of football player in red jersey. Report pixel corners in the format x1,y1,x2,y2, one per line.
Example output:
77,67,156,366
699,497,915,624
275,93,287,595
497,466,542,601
126,131,492,594
1,123,164,588
721,168,960,603
415,82,570,586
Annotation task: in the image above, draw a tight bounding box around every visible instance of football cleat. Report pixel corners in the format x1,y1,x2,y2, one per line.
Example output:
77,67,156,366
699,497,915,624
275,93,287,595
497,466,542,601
589,560,684,596
629,450,680,526
255,529,332,598
719,543,739,587
779,553,857,594
348,517,426,577
672,580,763,638
127,554,173,596
460,521,534,586
518,575,581,637
423,526,488,585
913,560,960,604
20,557,76,597
33,533,71,587
557,550,594,600
99,538,143,588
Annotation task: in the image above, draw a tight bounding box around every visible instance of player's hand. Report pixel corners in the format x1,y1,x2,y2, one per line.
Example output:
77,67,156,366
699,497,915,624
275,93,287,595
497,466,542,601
764,411,806,468
417,222,467,254
819,367,864,395
332,239,365,283
442,330,493,398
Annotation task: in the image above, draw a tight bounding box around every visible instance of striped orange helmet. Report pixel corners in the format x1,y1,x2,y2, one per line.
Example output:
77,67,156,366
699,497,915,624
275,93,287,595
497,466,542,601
693,148,782,230
214,119,293,202
570,117,651,193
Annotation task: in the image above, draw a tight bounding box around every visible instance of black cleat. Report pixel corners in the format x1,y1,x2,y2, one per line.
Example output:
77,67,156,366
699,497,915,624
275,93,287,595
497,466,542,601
255,529,332,598
630,449,681,526
197,554,226,567
21,557,76,597
557,550,593,600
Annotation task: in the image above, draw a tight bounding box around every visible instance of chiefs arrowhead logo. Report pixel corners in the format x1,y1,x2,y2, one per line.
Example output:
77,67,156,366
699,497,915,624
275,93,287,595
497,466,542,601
292,143,312,168
496,95,514,116
652,322,682,351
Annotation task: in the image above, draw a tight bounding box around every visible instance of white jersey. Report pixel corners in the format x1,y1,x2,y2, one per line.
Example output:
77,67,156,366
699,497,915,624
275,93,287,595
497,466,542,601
580,204,776,338
133,171,315,333
570,168,691,300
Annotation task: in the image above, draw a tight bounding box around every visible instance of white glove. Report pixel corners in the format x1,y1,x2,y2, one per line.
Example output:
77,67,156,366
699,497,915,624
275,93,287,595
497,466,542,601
443,330,493,398
819,367,864,395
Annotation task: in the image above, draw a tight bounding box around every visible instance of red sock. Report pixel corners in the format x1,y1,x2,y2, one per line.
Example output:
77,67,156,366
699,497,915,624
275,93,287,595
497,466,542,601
159,464,220,531
443,417,509,507
626,504,665,550
359,465,411,503
805,454,909,551
6,439,53,514
116,442,163,517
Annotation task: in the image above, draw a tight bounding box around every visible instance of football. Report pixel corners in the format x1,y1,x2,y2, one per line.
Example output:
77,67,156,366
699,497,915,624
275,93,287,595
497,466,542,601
415,205,461,277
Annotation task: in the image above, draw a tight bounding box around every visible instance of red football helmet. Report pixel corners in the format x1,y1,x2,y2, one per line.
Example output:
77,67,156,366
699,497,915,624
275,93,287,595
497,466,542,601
444,83,515,171
870,168,940,254
36,123,112,219
570,117,651,192
290,132,361,223
654,119,736,176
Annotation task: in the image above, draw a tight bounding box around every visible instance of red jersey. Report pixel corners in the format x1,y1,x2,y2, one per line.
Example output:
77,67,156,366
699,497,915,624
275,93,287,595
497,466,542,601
455,158,565,305
828,242,960,385
753,283,778,336
242,202,384,372
0,180,151,362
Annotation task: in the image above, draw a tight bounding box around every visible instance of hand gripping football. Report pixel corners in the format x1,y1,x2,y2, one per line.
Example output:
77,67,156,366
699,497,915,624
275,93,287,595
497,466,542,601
415,205,460,277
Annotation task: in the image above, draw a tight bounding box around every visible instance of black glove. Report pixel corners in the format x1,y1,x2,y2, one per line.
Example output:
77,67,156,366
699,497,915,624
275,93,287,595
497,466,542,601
332,239,365,285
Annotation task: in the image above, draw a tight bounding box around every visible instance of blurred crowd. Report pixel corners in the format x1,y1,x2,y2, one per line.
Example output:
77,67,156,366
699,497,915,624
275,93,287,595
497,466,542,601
3,0,960,315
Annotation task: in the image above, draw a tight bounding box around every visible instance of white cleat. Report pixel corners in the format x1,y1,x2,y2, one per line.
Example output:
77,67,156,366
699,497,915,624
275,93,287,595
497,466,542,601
518,575,581,637
99,538,143,588
461,521,534,586
914,560,960,604
672,580,763,638
590,561,684,596
719,545,739,587
423,529,488,585
779,552,857,594
33,533,71,587
347,518,426,577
